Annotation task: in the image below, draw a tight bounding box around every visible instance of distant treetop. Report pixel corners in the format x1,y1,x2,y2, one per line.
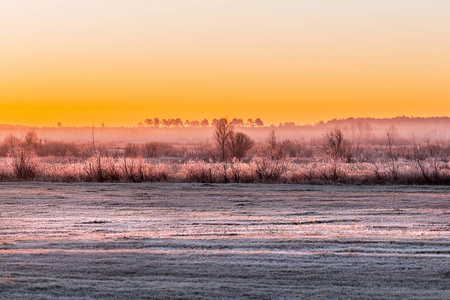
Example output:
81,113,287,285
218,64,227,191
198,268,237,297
139,117,267,128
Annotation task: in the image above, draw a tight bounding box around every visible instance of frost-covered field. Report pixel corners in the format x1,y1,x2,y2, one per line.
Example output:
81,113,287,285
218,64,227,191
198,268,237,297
0,183,449,299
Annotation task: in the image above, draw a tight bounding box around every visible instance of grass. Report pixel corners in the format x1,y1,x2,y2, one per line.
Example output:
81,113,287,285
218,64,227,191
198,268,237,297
0,156,449,184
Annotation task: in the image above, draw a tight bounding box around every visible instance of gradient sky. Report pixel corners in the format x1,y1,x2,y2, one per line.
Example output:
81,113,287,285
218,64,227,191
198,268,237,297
1,0,449,126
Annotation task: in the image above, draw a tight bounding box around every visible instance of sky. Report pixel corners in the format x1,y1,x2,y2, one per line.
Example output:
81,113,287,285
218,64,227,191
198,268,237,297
1,0,449,127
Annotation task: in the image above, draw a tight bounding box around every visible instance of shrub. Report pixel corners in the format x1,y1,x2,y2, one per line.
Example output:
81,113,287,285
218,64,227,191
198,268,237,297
226,132,254,161
124,143,141,158
183,161,216,183
322,129,353,163
122,157,144,182
253,157,288,183
36,141,82,157
142,142,177,158
5,131,39,180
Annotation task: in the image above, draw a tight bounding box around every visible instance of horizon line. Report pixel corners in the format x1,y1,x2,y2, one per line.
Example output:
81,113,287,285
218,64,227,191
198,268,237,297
1,115,449,129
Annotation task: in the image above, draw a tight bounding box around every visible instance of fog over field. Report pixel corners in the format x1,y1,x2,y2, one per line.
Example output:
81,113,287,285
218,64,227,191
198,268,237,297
1,117,449,143
0,183,449,299
0,117,449,184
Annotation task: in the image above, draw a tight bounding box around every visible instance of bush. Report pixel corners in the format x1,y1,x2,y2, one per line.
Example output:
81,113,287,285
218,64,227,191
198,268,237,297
322,129,353,163
36,141,82,157
143,142,177,158
122,157,144,182
5,131,39,180
253,157,288,183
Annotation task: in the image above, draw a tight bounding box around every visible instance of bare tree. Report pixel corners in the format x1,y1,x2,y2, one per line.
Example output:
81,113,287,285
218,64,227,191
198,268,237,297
226,132,254,161
82,124,108,182
214,119,234,183
24,130,38,148
386,126,397,160
254,130,288,182
385,126,399,181
214,119,234,162
349,120,372,161
266,130,284,160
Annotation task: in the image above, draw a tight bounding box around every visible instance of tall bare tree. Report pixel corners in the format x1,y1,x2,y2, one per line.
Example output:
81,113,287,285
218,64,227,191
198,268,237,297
214,119,234,162
266,130,285,160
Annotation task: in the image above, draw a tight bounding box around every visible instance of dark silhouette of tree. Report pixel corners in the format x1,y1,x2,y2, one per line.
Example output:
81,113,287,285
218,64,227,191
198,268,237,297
144,119,153,127
190,120,200,127
174,118,183,127
201,119,209,127
254,118,264,127
230,118,244,127
226,132,254,161
139,117,265,128
57,122,62,128
211,119,220,127
161,119,169,127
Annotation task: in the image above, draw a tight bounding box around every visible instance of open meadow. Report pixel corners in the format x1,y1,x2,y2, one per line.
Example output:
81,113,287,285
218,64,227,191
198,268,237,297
1,183,449,299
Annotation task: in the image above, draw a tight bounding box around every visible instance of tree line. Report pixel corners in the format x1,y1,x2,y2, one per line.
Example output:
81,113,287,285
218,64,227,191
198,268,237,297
137,117,264,128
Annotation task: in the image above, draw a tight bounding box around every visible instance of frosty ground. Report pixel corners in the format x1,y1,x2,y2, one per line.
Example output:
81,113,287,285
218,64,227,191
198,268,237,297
0,183,449,299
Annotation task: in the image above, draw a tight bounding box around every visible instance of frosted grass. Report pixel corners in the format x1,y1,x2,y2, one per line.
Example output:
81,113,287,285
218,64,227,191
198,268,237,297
0,183,449,299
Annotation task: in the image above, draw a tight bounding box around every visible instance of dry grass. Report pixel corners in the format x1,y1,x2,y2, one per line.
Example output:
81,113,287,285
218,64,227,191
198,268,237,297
0,156,449,184
1,129,449,184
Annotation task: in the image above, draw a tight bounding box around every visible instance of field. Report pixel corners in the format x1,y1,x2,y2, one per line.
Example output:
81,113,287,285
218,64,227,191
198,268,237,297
1,183,449,299
2,118,450,185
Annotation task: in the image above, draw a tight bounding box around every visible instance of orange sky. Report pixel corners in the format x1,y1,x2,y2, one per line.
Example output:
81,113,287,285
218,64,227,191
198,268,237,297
1,1,449,127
